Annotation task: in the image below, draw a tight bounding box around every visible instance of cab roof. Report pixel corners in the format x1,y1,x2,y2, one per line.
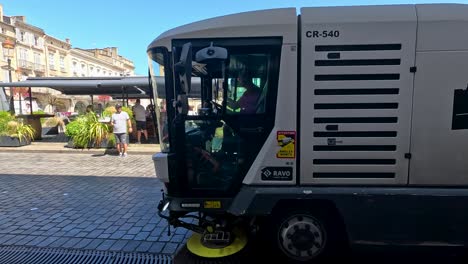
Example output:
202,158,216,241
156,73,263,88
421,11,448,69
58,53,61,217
147,8,297,51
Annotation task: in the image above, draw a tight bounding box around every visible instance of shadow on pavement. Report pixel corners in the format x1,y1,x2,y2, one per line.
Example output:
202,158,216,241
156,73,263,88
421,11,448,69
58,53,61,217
174,233,468,264
91,153,108,157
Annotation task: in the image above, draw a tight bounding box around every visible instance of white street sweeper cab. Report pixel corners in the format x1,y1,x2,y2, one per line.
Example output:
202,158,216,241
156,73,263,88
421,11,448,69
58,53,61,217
149,4,468,262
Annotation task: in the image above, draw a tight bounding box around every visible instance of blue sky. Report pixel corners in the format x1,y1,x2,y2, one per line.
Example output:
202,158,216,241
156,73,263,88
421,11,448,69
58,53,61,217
2,0,465,75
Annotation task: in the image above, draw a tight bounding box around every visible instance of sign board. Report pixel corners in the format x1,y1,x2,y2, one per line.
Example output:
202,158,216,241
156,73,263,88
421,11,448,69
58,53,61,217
276,131,296,158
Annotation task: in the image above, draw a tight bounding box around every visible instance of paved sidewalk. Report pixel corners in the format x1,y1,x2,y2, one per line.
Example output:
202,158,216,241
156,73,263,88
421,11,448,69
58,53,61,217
0,152,156,177
0,142,160,155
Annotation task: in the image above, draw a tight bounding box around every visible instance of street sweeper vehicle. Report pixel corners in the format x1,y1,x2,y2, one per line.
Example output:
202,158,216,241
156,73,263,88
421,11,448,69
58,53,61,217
149,4,468,262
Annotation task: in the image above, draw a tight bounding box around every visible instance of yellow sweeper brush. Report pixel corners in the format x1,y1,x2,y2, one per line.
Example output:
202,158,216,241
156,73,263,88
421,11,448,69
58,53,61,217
187,227,248,258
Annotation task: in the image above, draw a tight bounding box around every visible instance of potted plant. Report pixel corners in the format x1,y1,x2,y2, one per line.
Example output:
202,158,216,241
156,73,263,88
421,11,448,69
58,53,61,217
0,111,35,147
65,112,114,149
65,115,86,148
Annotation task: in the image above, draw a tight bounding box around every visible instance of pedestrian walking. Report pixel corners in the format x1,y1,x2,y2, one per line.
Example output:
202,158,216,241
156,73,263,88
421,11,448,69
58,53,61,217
110,104,132,157
132,99,148,144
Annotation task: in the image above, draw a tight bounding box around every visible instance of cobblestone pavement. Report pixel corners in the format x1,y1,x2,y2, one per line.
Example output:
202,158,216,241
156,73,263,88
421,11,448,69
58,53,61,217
0,152,188,255
1,153,467,262
0,153,155,177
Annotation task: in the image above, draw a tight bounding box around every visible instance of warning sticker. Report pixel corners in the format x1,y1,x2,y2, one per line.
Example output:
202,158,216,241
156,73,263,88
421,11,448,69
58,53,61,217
276,131,296,159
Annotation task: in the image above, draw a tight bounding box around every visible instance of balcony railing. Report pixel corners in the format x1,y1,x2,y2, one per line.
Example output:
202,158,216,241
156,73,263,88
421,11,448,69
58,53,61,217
18,60,33,70
60,67,67,73
49,65,56,71
33,63,45,73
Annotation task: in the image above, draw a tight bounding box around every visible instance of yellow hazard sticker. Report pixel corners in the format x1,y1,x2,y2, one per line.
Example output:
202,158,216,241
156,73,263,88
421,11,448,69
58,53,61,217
204,201,221,209
277,131,296,159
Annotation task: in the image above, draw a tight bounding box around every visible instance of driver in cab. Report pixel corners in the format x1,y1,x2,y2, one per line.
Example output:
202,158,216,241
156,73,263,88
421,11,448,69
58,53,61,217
228,71,261,114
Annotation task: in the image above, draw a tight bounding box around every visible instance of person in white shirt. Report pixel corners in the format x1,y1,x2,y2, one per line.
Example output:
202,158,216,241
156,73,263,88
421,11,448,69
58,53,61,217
132,99,148,144
110,104,132,157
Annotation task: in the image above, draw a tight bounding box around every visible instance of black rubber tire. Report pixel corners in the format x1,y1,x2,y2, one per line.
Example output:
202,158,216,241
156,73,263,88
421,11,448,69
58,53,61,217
267,208,348,263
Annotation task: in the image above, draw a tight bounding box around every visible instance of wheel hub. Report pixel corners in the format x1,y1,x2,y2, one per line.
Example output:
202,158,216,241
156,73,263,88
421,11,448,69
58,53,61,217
279,215,325,260
291,228,315,251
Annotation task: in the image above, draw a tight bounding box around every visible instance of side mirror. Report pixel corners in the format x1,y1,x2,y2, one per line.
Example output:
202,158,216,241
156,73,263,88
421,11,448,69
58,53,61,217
174,42,192,94
195,43,228,63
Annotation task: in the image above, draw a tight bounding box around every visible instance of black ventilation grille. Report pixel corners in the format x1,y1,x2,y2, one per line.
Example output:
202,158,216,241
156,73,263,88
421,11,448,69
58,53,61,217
315,74,400,81
313,159,396,165
311,42,403,180
0,246,172,264
315,59,401,66
315,44,402,52
313,131,397,137
314,103,398,109
314,117,398,123
313,145,397,151
313,172,395,178
314,88,399,95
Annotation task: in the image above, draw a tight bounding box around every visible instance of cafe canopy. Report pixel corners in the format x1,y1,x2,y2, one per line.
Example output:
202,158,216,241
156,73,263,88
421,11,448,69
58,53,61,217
0,76,158,113
0,75,202,113
1,76,152,97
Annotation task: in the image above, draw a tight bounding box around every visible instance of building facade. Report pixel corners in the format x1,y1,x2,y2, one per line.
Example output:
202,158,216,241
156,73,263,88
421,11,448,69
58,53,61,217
70,47,134,78
45,35,71,79
13,15,46,81
0,4,135,113
0,9,17,83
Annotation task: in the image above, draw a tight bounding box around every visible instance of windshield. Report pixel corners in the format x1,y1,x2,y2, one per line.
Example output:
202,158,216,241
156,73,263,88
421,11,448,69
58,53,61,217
148,49,170,152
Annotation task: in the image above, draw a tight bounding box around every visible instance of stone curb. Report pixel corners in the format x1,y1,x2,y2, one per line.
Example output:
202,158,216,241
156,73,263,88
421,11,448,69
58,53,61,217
0,148,156,155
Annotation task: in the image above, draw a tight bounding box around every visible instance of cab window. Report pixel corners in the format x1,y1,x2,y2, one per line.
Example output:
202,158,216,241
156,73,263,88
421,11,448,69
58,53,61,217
226,53,271,114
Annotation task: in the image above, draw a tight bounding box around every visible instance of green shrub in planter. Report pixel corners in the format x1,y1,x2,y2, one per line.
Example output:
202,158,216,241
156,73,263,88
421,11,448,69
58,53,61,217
65,115,86,138
0,111,35,143
65,112,112,149
0,111,14,132
10,122,35,142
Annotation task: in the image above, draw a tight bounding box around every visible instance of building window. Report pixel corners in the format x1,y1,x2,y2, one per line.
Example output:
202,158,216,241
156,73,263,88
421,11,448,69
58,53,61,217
19,49,28,60
33,53,42,72
81,64,86,75
34,53,41,64
20,31,25,42
18,49,29,69
59,56,65,71
48,53,55,70
34,36,39,46
72,61,78,76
